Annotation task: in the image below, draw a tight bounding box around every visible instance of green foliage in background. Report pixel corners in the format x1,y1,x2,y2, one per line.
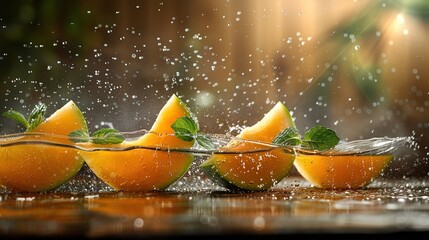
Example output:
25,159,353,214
323,0,429,104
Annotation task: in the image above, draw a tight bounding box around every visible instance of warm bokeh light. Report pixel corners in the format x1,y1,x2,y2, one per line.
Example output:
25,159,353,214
0,0,428,177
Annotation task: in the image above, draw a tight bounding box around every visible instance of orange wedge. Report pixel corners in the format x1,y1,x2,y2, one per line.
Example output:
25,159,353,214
0,101,87,192
80,94,194,191
294,154,394,189
200,102,296,191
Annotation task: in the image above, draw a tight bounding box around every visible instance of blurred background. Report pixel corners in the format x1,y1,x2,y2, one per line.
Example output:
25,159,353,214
0,0,428,178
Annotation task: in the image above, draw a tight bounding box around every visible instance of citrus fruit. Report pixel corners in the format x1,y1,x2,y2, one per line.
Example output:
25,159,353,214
200,102,296,191
0,100,87,192
293,154,394,189
79,94,194,191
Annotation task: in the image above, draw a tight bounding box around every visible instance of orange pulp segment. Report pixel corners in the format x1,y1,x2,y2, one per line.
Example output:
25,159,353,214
293,154,394,189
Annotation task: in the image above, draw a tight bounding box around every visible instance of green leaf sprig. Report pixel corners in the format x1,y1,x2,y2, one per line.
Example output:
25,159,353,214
68,128,125,144
273,125,340,151
171,116,215,150
2,103,47,131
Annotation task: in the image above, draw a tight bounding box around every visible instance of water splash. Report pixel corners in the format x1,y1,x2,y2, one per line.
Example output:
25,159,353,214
296,136,413,156
0,130,411,156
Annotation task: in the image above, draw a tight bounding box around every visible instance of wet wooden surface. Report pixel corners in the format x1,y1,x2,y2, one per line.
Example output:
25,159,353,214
1,177,429,239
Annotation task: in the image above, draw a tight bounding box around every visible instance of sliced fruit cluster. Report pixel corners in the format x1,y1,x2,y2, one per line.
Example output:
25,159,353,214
0,95,394,192
0,95,196,192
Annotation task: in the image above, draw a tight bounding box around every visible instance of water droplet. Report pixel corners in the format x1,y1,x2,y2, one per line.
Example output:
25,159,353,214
134,218,144,228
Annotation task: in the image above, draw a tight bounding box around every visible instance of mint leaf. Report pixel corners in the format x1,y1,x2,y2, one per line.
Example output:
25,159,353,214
301,125,340,151
173,128,195,142
273,125,340,151
171,116,216,150
27,103,47,130
272,127,302,146
2,103,47,131
68,128,124,144
68,130,90,143
2,110,30,129
91,128,125,144
171,116,198,142
196,134,216,150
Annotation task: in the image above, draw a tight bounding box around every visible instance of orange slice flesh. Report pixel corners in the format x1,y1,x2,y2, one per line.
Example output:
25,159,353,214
293,154,394,189
80,94,194,191
0,101,87,192
200,102,296,191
